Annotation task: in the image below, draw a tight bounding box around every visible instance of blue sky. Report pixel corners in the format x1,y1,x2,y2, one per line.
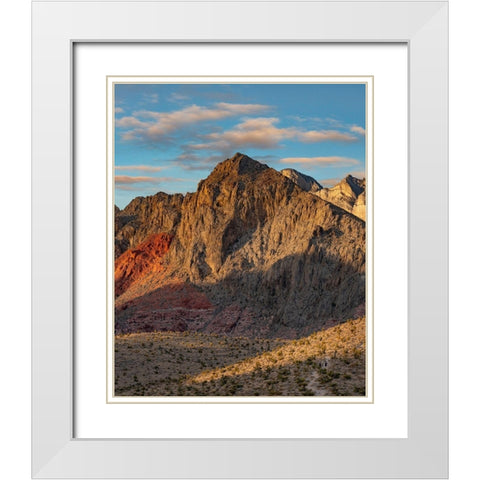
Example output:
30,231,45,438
114,83,366,208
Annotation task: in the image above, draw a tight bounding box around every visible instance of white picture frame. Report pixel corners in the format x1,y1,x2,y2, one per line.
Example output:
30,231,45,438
32,0,448,478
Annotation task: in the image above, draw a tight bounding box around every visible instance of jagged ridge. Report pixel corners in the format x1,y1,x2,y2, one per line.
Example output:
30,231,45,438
280,168,323,193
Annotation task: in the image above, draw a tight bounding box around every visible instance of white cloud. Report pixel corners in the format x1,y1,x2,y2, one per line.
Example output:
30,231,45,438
192,117,359,153
350,125,365,136
297,130,357,143
200,117,297,150
116,116,149,128
319,170,365,187
115,175,185,185
115,165,166,173
279,156,360,167
116,103,271,142
168,92,190,102
142,93,159,104
216,103,272,114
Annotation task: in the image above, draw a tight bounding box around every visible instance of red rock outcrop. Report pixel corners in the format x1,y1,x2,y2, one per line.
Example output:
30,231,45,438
115,192,183,257
114,233,174,297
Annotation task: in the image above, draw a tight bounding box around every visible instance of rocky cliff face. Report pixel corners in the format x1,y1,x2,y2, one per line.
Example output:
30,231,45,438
115,153,366,338
115,233,174,297
115,192,183,257
280,170,366,221
280,168,323,193
318,175,366,221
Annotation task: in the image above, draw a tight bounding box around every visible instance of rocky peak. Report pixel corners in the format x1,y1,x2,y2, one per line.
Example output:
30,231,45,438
318,175,366,221
205,153,269,184
123,191,184,216
114,192,184,257
344,175,365,196
280,168,323,193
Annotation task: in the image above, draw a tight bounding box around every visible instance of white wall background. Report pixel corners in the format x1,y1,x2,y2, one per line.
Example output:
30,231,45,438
0,0,477,478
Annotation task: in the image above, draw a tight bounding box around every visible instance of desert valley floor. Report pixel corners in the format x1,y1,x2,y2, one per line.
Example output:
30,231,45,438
115,317,365,397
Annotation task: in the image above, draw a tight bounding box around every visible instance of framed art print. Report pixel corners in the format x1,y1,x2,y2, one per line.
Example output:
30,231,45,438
32,1,448,478
107,76,373,403
75,44,406,439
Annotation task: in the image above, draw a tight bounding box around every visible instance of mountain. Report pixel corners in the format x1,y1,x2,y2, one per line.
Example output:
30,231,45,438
280,170,366,221
318,175,366,221
115,233,174,297
280,168,323,193
115,192,183,257
114,153,365,339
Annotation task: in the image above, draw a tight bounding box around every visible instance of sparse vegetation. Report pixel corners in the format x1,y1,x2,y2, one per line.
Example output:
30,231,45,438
115,317,365,397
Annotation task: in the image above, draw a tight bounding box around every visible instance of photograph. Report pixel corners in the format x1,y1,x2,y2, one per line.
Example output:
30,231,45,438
112,81,368,397
25,0,453,477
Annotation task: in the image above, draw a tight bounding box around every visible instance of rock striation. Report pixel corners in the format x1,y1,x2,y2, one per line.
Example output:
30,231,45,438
280,170,366,221
115,233,174,297
318,175,366,221
115,192,183,257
